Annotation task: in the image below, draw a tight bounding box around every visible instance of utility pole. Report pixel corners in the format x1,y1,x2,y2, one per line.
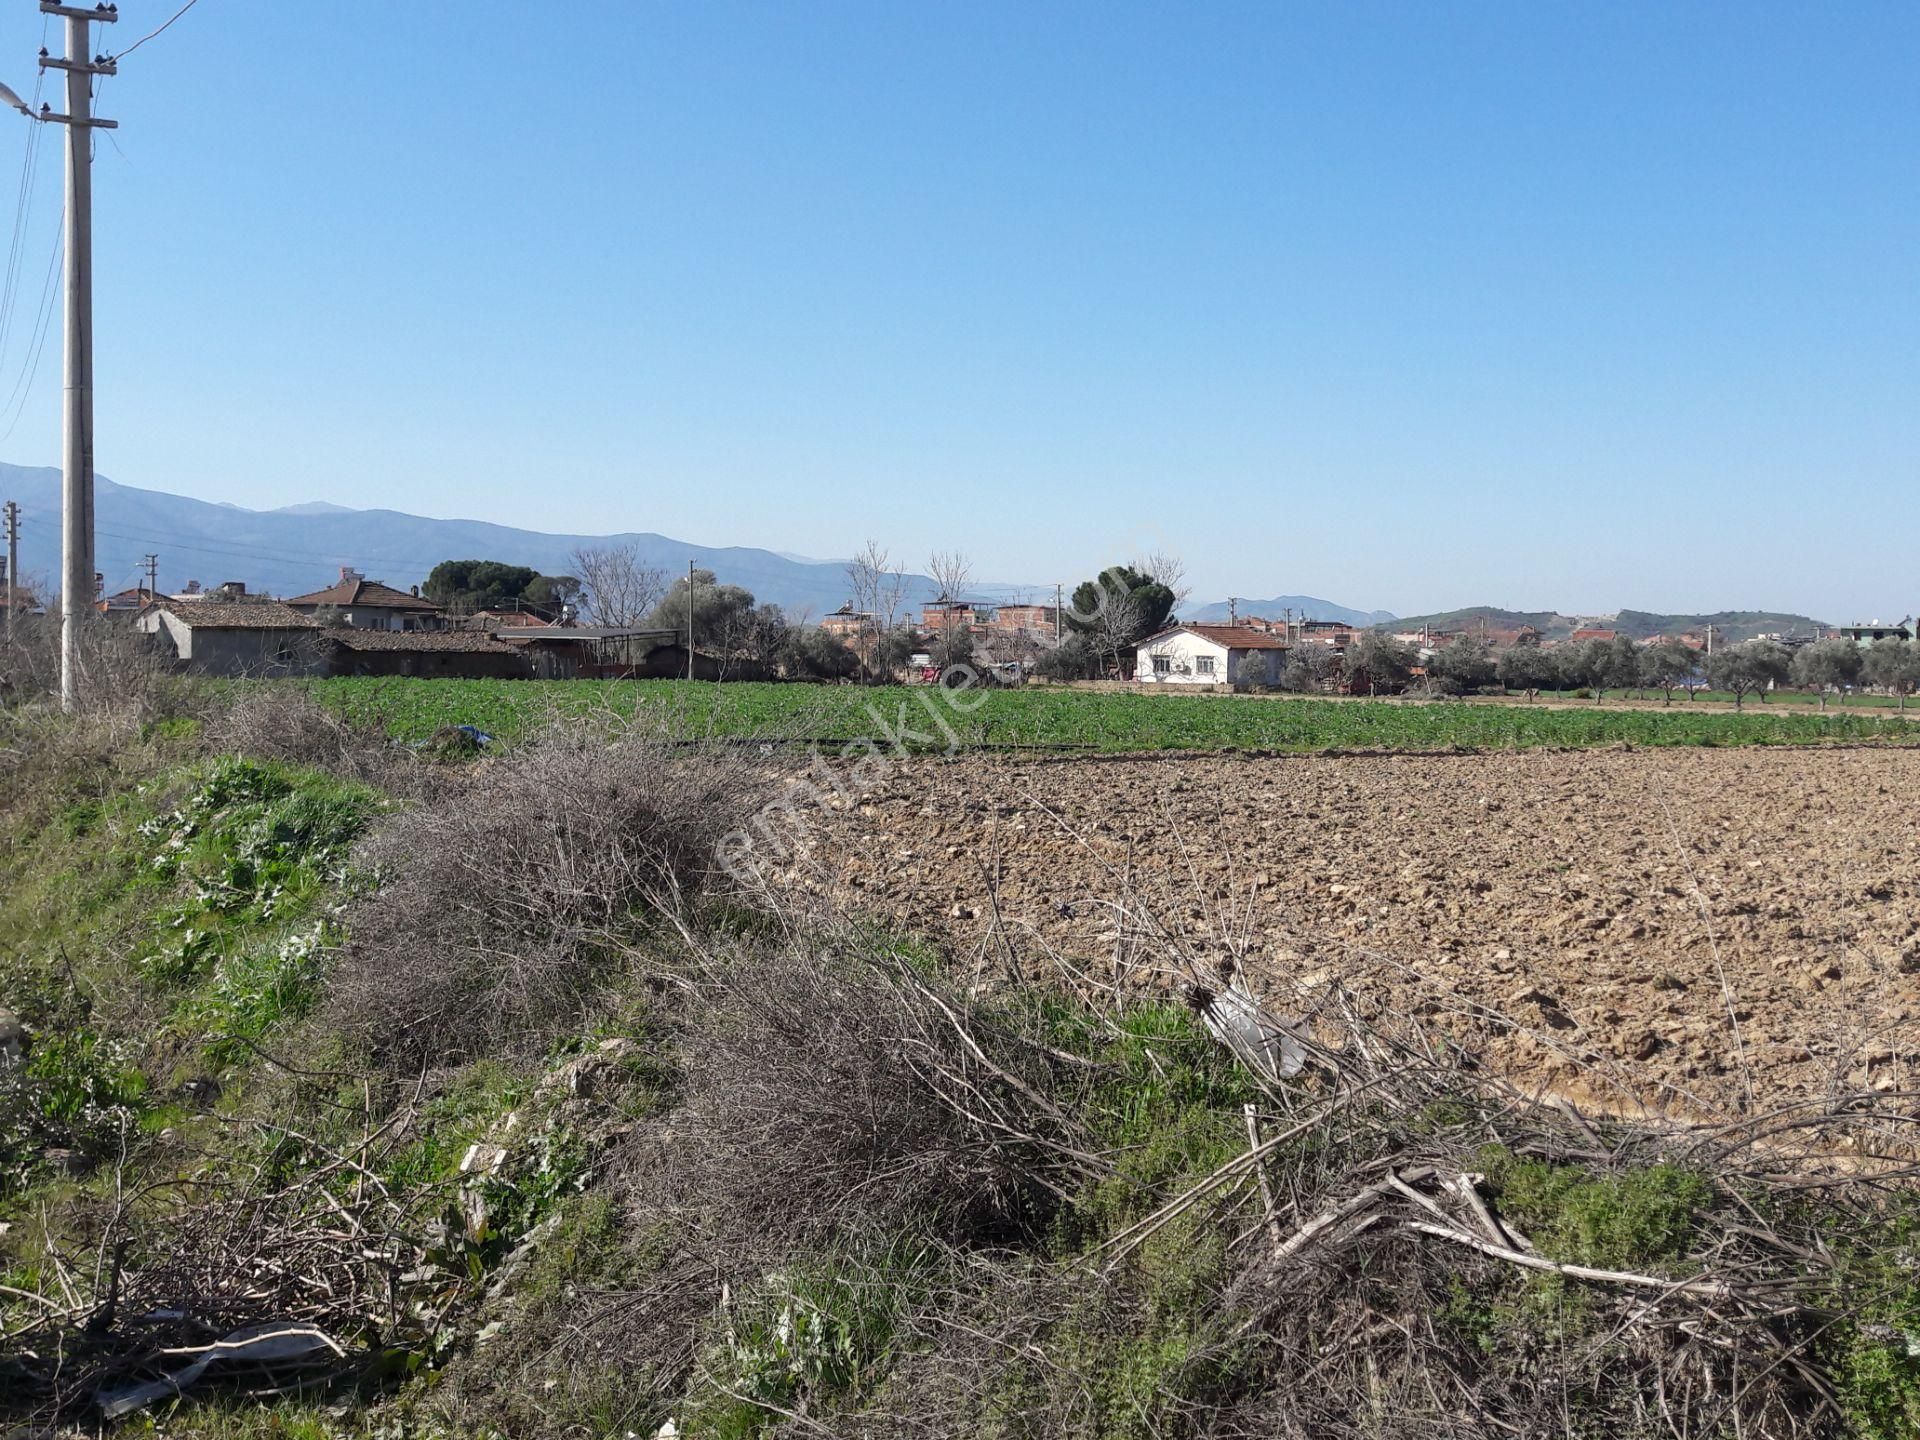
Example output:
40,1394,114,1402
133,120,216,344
39,2,116,709
1228,597,1237,627
1053,583,1062,648
141,552,157,601
3,499,18,645
686,559,695,681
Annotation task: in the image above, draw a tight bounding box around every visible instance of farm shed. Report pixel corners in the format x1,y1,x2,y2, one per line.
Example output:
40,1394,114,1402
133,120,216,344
136,600,329,677
327,630,531,680
1134,624,1290,686
495,626,682,680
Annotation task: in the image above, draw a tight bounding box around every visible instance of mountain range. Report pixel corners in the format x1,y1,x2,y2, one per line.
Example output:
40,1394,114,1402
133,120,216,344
1183,595,1397,628
0,465,972,618
0,463,1394,626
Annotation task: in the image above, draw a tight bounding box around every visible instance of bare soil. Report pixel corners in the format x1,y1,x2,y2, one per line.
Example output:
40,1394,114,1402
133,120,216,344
766,746,1920,1118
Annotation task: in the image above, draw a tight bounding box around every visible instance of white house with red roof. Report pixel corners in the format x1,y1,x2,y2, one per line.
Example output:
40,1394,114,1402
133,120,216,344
1133,623,1291,685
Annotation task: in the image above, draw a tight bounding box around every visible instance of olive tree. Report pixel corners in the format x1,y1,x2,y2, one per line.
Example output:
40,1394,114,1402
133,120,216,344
1496,640,1558,696
1346,632,1415,695
1638,639,1699,706
1863,638,1920,710
1789,638,1863,710
1424,638,1495,695
1280,644,1341,694
1708,640,1791,709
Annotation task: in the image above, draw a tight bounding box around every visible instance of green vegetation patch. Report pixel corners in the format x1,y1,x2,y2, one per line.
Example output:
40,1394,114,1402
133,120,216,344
299,677,1918,754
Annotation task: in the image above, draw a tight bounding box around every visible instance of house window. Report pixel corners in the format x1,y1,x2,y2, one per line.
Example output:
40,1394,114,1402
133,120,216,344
1152,655,1172,674
1195,656,1216,675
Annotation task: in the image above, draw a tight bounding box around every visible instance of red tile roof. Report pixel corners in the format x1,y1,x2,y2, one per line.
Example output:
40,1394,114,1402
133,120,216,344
283,578,442,611
1144,624,1292,651
1569,628,1618,642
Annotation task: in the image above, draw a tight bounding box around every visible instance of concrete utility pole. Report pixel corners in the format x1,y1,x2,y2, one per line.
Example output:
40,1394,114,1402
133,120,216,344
1054,583,1062,648
3,499,18,644
685,558,695,681
141,552,157,601
39,2,117,710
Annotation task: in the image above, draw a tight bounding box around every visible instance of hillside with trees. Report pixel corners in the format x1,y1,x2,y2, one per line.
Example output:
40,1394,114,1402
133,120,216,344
1380,606,1830,643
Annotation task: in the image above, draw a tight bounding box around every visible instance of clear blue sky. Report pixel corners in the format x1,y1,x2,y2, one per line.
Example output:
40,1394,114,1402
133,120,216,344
0,1,1912,619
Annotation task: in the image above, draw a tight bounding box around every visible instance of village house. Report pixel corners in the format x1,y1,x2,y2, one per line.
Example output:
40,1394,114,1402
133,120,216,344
990,603,1061,639
283,568,446,632
1840,618,1915,646
139,595,529,679
820,604,873,641
1133,623,1290,685
920,597,995,634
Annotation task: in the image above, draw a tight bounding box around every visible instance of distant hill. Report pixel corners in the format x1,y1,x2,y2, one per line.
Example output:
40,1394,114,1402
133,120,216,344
1187,595,1394,627
0,464,996,619
1377,606,1830,643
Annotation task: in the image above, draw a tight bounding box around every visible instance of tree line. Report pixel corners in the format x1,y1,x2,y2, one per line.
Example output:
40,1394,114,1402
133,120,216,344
1325,632,1920,709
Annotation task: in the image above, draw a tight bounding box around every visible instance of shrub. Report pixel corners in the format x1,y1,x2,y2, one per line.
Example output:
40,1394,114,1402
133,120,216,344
327,718,767,1068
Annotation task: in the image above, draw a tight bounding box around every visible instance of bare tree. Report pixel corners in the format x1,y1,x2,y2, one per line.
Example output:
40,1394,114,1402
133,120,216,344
926,550,975,668
1134,548,1190,609
571,543,669,628
845,541,909,683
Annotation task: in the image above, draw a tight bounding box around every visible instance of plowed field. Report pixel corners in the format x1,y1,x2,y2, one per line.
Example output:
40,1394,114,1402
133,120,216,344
769,745,1920,1118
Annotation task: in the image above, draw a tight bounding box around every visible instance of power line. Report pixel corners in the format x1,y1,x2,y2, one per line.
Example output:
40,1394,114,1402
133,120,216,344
109,0,202,64
0,27,49,379
0,221,62,444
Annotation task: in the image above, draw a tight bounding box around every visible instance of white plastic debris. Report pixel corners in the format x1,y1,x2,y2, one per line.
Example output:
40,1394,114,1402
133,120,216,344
97,1322,343,1419
1194,981,1307,1080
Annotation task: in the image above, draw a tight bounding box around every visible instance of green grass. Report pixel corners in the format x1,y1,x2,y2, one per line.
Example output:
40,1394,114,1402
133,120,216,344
0,755,381,1202
297,677,1919,754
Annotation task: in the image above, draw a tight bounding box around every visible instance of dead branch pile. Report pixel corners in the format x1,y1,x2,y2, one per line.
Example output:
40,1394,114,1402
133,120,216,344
1,1085,450,1419
326,717,771,1068
630,930,1105,1249
199,684,426,793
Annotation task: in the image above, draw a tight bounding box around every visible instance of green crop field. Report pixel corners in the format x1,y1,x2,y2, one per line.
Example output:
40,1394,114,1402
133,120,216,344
299,678,1920,754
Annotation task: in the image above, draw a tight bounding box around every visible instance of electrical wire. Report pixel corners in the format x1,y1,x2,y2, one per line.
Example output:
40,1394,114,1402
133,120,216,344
0,21,50,378
0,106,43,365
109,0,202,63
51,513,483,579
0,222,65,443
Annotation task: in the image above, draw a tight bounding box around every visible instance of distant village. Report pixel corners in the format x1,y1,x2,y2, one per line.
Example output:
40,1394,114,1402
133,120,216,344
8,550,1916,699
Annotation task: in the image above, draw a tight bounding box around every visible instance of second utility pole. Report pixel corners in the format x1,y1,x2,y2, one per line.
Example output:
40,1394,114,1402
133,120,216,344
41,2,117,710
3,499,18,645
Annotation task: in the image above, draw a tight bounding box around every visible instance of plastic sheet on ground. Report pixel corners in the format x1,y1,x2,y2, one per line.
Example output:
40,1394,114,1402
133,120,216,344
97,1322,343,1419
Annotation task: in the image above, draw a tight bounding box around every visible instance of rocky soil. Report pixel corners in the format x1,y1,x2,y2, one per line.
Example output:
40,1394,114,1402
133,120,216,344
763,745,1920,1119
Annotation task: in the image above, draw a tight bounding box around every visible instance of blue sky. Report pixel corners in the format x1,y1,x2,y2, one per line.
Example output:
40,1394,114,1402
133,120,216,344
0,1,1912,618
